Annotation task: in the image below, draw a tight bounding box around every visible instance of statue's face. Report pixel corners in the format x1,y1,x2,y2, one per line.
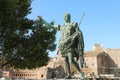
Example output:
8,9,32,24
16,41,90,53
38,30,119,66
64,16,69,22
63,14,71,22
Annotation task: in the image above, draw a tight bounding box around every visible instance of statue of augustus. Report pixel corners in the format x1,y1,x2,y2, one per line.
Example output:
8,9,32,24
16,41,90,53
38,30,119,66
38,13,85,80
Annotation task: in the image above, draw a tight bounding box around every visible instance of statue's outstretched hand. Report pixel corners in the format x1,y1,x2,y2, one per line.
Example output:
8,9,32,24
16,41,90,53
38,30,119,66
37,16,58,30
37,16,43,21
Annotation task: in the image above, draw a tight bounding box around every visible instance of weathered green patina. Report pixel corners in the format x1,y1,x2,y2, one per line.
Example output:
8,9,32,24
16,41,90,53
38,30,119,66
38,13,85,79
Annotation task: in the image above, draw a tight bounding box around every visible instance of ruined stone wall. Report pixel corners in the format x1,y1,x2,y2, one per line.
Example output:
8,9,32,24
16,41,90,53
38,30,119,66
104,48,120,68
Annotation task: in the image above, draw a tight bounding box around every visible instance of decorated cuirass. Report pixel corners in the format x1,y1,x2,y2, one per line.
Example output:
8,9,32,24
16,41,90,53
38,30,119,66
60,23,75,43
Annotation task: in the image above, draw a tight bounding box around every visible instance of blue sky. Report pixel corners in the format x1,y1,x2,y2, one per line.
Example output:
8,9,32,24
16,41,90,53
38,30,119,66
28,0,120,57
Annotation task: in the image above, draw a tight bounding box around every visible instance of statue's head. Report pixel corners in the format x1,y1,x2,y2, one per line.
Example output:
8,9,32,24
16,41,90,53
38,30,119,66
63,13,71,22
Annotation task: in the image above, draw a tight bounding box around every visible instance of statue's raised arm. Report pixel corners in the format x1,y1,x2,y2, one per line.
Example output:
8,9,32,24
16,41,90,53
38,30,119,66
37,16,59,30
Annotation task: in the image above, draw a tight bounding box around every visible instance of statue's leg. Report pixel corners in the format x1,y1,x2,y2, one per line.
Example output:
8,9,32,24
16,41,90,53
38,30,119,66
64,56,71,79
68,53,85,80
80,56,84,68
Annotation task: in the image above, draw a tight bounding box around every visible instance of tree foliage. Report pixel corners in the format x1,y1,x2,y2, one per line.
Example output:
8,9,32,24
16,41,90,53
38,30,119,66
0,0,56,69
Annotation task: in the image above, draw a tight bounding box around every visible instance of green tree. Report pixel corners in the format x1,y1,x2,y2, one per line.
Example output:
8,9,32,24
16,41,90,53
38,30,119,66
0,0,56,69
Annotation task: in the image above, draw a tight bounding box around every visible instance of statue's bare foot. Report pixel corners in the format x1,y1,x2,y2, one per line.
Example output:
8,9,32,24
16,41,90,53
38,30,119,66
80,72,85,80
65,75,71,79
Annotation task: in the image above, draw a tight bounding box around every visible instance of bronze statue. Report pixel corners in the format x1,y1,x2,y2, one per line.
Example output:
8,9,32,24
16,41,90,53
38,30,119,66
38,13,85,80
